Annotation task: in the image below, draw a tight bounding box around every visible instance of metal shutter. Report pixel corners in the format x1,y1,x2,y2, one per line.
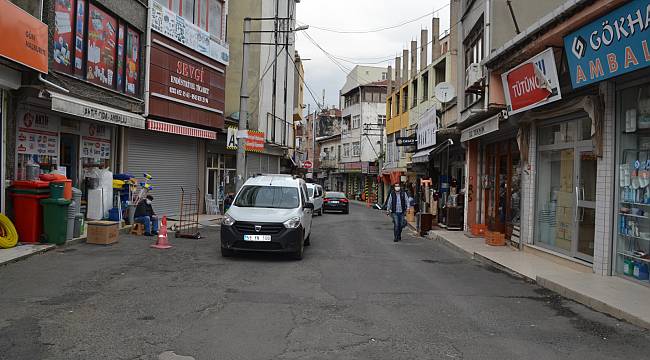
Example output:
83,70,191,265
127,129,199,216
246,153,261,178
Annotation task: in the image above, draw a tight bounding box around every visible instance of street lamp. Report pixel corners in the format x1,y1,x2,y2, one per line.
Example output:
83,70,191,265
236,19,310,191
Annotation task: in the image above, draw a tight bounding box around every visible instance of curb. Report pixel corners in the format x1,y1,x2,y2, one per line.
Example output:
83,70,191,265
0,244,56,267
427,231,650,330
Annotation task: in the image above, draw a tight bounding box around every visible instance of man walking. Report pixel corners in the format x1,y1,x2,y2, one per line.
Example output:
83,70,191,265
385,183,410,242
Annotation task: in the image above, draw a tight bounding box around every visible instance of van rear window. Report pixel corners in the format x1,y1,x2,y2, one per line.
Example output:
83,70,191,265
234,186,300,209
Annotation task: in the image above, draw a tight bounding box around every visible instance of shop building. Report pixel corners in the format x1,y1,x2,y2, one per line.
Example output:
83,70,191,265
124,0,229,216
465,0,650,285
0,0,49,213
3,0,149,217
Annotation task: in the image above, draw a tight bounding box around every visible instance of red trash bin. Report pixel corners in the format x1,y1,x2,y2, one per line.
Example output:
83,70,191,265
10,181,51,243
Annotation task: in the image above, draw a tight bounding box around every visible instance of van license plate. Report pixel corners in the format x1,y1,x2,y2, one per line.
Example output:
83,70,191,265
244,234,271,241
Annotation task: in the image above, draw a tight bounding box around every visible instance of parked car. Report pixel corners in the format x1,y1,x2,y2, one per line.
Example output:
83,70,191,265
306,183,324,216
323,192,349,214
220,175,314,260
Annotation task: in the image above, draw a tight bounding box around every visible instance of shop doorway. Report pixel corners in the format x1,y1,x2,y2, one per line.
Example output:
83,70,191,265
535,117,596,262
60,133,79,186
206,154,236,214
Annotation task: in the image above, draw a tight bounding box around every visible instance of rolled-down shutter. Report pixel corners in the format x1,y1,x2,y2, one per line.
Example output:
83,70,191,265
127,129,199,216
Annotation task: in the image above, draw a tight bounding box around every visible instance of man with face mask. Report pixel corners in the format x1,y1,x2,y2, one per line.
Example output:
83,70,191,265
385,182,410,242
134,195,159,236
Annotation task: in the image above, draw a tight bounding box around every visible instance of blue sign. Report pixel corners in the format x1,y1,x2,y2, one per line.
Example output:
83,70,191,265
564,0,650,88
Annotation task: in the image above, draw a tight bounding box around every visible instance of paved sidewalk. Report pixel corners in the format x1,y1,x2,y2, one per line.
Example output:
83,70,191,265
428,230,650,329
0,243,56,266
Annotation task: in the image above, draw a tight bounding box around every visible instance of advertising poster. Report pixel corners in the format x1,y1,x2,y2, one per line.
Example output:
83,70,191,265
126,29,139,95
81,123,111,160
53,0,74,71
16,109,60,157
116,23,125,91
74,0,86,75
87,4,117,88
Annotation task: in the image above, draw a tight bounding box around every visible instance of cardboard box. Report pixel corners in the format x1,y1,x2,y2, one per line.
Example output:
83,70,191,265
86,221,119,245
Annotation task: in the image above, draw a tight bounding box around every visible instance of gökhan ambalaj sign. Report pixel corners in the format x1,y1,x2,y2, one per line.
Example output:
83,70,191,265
564,0,650,89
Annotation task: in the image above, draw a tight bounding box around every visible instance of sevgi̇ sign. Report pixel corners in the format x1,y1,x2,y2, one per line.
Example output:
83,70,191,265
564,0,650,89
501,48,562,115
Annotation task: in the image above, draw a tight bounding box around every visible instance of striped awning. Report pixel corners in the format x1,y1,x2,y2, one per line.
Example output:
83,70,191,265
147,119,216,140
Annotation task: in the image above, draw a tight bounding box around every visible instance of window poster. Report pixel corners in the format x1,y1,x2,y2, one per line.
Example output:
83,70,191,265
116,23,125,91
87,4,117,88
74,0,86,75
81,123,111,160
53,0,74,71
126,29,139,95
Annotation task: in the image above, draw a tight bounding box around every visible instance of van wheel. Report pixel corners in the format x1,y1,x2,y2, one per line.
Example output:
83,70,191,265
221,247,235,257
292,239,304,260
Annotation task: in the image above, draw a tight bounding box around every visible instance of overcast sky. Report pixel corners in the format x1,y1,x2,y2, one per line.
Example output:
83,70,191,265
295,0,451,113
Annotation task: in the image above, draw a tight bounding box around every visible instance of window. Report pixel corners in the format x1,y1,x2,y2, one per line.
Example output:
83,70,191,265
207,0,223,38
387,98,392,120
343,144,350,158
382,72,387,80
412,79,418,108
352,142,360,157
364,90,372,102
352,115,361,129
234,186,300,209
386,134,393,163
342,117,351,134
464,22,484,106
422,72,429,102
395,93,401,115
402,88,409,113
182,0,195,22
435,62,446,86
378,115,386,125
53,1,142,95
337,145,342,160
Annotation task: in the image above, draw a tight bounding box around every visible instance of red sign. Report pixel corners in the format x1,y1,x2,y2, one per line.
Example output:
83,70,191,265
0,0,48,73
245,131,264,152
506,63,551,112
302,160,313,169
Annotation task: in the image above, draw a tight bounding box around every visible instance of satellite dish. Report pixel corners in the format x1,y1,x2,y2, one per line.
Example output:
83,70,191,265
435,82,456,103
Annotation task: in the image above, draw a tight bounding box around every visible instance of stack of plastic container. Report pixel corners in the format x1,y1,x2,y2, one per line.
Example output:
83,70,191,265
41,182,72,245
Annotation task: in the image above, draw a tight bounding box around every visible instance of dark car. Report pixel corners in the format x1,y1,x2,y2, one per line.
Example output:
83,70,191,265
323,192,349,214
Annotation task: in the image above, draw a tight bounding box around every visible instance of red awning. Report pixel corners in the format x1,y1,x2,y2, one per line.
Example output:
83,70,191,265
147,119,216,140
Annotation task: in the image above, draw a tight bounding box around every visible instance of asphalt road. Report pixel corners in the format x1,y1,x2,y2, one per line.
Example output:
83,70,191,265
2,203,650,360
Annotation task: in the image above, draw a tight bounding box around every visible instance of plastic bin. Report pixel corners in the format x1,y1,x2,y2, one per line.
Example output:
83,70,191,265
49,182,65,199
10,193,49,243
52,179,72,200
41,198,72,245
66,200,76,240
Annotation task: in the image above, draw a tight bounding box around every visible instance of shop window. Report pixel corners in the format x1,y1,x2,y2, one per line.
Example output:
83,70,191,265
616,83,650,281
52,1,142,96
53,0,75,72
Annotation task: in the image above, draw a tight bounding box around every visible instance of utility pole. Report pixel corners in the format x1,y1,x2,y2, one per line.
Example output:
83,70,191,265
312,107,316,177
236,18,252,191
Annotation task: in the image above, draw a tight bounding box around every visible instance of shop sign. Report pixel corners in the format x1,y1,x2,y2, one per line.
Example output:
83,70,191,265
245,130,264,152
50,92,145,129
361,162,369,174
461,114,500,142
564,0,650,89
344,162,362,173
0,0,48,73
417,106,438,149
16,109,59,156
368,164,379,175
151,1,229,65
501,48,562,115
396,136,417,147
81,123,111,160
226,127,238,150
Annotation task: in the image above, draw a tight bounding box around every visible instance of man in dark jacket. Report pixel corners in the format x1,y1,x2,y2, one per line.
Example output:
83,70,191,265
134,195,158,236
385,183,410,242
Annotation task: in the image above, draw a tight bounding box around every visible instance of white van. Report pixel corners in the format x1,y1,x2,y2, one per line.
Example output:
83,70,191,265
306,183,324,216
220,174,314,260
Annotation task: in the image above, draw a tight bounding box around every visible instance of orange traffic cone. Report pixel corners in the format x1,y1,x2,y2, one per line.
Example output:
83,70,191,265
151,216,172,249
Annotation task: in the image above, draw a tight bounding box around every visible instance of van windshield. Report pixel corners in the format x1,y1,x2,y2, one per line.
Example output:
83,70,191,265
307,188,314,197
234,186,300,209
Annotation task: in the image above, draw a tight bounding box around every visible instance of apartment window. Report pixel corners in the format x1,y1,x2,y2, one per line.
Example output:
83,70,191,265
352,115,361,129
411,79,418,108
342,116,351,134
343,144,350,158
382,72,387,80
395,93,401,115
378,115,386,125
352,142,360,157
364,90,373,102
207,0,223,38
338,145,342,160
464,21,484,106
402,88,409,113
53,1,142,95
387,98,393,120
422,72,429,102
158,0,223,39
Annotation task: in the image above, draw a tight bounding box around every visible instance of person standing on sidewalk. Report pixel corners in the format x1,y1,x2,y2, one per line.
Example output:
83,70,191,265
385,183,410,242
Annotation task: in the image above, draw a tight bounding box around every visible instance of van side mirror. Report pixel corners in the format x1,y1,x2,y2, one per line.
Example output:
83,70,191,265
304,202,314,210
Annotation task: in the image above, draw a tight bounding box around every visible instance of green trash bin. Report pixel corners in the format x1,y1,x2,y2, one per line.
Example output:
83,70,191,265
41,198,71,245
49,182,65,199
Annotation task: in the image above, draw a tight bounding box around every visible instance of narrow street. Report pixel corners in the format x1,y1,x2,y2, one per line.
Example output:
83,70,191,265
1,203,649,359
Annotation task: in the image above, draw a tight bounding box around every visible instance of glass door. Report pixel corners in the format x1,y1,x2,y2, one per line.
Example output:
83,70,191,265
575,148,597,261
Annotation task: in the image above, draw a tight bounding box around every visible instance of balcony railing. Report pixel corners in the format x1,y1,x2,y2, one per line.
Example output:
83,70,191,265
266,113,294,148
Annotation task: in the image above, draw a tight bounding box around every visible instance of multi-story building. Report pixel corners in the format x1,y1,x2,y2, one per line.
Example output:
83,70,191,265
317,134,342,191
225,0,299,178
339,66,387,201
458,0,650,292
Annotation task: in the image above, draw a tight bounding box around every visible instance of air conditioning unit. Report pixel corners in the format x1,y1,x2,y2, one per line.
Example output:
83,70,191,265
465,63,484,91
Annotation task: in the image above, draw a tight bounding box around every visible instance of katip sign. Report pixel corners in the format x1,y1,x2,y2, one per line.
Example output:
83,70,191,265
501,48,562,115
564,0,650,89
